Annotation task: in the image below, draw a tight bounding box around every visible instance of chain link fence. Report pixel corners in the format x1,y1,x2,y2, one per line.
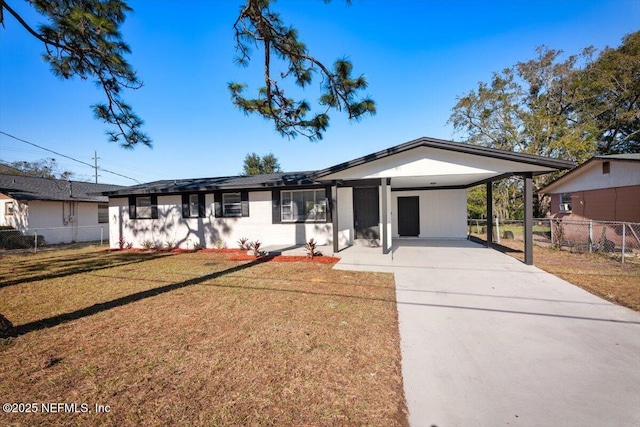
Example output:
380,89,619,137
0,225,107,252
468,218,640,264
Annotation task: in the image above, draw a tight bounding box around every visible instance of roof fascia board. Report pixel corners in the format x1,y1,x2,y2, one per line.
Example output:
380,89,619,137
103,181,328,197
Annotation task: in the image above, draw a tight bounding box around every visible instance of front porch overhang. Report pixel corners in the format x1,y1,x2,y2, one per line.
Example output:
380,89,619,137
319,139,574,266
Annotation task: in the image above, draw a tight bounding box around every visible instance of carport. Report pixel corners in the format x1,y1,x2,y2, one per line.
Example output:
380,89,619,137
314,137,574,265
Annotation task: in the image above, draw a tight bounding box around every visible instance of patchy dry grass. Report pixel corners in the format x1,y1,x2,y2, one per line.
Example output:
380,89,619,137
0,246,407,426
489,240,640,312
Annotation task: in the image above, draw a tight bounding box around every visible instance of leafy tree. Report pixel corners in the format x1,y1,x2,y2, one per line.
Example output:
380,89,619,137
450,46,595,163
450,46,592,217
573,31,640,154
466,185,486,219
1,0,375,147
0,157,74,179
451,33,640,217
241,152,282,175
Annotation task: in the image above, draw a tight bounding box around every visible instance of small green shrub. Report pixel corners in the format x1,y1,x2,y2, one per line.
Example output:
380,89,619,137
165,240,176,250
215,239,227,249
142,240,155,249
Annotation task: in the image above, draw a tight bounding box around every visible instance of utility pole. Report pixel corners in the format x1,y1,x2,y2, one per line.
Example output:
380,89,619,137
93,150,100,183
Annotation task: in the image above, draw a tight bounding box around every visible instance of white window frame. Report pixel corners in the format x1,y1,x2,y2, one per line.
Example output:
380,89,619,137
281,189,327,222
560,193,572,212
189,194,199,218
223,193,242,217
136,196,152,219
5,201,14,216
98,203,109,223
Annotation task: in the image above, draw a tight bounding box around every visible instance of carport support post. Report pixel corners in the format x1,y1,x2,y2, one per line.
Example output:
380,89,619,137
381,178,389,255
486,182,493,248
331,184,339,254
523,173,534,265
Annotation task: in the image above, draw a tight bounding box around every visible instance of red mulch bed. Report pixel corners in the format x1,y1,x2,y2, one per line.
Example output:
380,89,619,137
227,254,340,263
104,248,339,263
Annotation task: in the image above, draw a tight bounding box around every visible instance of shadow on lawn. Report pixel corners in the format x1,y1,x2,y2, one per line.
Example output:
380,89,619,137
0,252,170,289
13,258,267,337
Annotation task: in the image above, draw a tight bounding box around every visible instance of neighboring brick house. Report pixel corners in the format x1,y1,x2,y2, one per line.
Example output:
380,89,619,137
0,174,123,244
540,154,640,222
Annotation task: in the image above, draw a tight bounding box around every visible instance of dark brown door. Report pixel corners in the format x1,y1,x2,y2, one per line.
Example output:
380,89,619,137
398,196,420,237
353,187,380,239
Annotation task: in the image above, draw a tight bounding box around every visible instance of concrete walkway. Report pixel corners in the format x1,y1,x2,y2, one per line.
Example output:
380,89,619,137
335,239,640,427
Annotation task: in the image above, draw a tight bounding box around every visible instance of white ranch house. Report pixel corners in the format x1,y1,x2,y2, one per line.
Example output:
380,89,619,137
104,137,573,265
0,174,122,244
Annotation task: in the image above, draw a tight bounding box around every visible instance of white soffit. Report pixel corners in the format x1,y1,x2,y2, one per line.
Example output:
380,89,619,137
321,146,555,183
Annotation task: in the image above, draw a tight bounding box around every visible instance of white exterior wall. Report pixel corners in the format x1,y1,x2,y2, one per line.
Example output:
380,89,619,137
391,189,467,239
549,161,640,193
0,199,108,244
0,198,28,229
110,191,334,250
337,187,353,249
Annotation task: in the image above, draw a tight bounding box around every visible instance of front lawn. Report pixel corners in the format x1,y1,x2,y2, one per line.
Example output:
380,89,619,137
0,246,407,426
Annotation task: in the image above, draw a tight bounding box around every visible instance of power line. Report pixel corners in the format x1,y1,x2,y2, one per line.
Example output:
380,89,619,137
0,130,141,183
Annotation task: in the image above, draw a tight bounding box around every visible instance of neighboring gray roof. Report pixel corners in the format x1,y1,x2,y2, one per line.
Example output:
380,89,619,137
104,137,576,197
104,172,319,196
595,153,640,161
0,174,123,202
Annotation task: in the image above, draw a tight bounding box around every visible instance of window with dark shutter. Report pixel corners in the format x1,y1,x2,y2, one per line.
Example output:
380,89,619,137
128,196,137,219
214,192,223,218
181,194,190,218
223,193,242,217
198,193,206,218
279,189,328,222
272,189,281,224
241,191,249,217
150,195,158,219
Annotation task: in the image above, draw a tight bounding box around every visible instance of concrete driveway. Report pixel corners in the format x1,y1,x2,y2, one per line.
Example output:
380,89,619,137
335,239,640,427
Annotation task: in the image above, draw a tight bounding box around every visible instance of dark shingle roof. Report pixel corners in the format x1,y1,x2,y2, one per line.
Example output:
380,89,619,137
103,172,319,196
0,174,123,202
103,137,576,197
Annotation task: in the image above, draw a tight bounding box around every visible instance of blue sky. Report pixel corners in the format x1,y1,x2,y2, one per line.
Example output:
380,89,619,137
0,0,638,185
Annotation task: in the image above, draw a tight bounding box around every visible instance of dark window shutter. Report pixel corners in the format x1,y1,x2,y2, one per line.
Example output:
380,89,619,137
214,191,222,218
128,196,137,219
181,194,190,218
151,195,158,219
325,185,332,223
198,193,206,218
241,191,249,217
272,189,281,224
